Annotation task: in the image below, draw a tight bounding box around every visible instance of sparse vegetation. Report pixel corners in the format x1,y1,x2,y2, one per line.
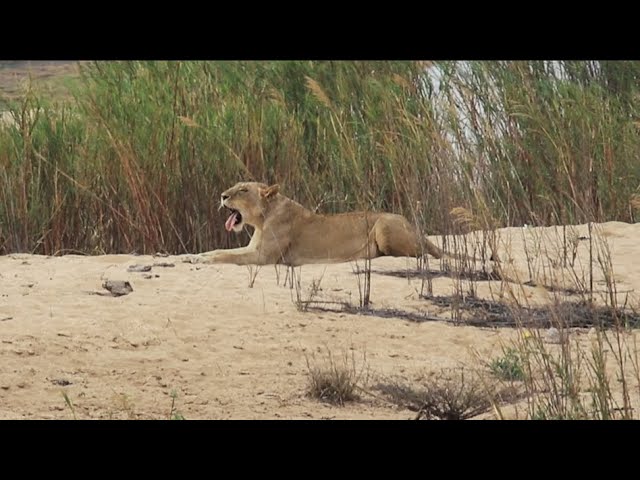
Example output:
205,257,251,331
374,369,508,420
61,390,77,420
108,392,137,420
489,348,526,382
246,264,261,288
292,267,327,312
169,390,185,420
305,347,368,406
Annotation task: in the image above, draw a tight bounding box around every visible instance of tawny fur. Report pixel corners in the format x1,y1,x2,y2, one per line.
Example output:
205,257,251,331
196,182,445,266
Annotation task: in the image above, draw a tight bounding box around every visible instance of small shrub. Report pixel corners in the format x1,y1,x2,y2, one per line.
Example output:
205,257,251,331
375,368,497,420
489,348,526,381
305,348,367,406
169,390,186,420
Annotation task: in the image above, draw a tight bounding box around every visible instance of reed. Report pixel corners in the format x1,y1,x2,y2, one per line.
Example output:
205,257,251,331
1,61,639,256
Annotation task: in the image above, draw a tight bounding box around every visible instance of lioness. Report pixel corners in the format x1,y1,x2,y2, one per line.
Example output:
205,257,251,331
192,182,453,266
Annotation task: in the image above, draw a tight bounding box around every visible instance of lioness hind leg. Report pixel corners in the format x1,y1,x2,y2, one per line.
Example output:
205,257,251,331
372,217,419,257
373,216,443,259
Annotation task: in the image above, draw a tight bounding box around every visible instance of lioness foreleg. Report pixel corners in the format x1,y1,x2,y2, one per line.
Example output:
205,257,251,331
197,247,264,265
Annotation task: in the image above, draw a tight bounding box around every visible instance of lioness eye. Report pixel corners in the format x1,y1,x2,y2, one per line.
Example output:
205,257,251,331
239,188,248,193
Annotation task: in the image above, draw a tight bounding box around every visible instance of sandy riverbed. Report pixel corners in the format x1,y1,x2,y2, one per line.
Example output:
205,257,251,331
1,221,639,419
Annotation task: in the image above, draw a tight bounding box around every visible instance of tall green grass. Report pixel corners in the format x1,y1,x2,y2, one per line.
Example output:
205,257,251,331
1,60,639,255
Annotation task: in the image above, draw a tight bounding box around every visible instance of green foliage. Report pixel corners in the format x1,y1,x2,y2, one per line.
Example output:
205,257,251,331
489,348,526,381
2,61,640,255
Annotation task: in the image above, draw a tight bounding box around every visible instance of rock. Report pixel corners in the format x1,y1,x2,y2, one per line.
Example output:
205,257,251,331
127,264,152,273
153,262,175,268
50,378,72,386
544,327,564,344
181,255,203,264
102,280,133,297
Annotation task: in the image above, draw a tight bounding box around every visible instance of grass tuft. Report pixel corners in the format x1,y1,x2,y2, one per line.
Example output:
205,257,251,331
305,347,368,406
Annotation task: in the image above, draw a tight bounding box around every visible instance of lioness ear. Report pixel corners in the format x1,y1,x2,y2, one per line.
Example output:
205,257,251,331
259,184,280,199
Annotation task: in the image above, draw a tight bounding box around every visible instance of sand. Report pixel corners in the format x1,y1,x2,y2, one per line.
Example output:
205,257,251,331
1,221,639,419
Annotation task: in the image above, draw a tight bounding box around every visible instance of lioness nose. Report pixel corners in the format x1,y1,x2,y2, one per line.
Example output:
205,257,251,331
221,194,230,201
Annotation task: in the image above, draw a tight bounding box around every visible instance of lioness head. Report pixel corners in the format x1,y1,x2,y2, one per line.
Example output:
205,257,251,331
220,182,280,232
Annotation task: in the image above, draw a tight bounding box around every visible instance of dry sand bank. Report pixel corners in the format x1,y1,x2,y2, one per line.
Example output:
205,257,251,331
1,221,639,419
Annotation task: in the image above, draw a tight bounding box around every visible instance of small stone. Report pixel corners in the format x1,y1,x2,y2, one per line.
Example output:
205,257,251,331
127,264,152,273
50,379,72,386
102,280,133,297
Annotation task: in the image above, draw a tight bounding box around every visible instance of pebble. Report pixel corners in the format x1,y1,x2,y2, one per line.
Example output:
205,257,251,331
102,280,133,296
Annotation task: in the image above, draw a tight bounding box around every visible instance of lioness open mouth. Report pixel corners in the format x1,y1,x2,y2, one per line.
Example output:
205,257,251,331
224,209,243,232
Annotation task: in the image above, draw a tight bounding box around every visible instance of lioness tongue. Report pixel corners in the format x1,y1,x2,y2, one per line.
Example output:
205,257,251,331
225,212,238,232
